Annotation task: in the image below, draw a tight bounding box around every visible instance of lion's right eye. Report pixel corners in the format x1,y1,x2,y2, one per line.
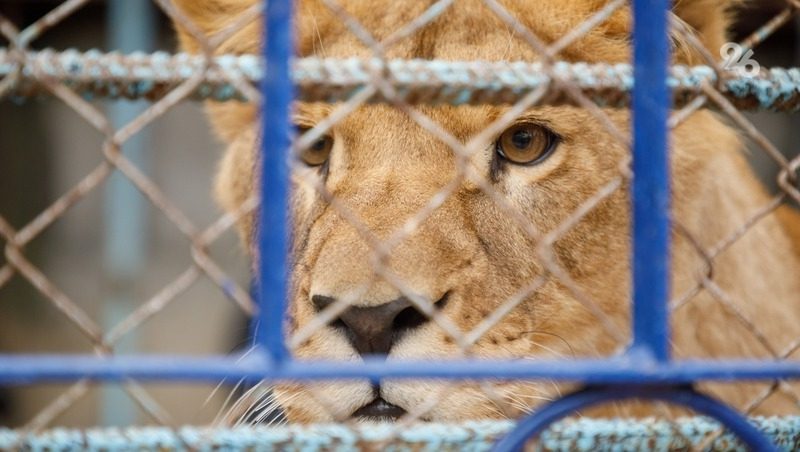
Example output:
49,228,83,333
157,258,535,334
495,123,558,165
297,128,334,166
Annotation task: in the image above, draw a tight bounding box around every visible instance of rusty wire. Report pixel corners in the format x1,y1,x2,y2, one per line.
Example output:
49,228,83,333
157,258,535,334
666,3,800,445
0,0,799,435
6,50,800,111
0,0,260,435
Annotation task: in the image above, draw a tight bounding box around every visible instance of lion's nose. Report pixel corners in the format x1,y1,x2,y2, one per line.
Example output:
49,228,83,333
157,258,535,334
311,295,434,356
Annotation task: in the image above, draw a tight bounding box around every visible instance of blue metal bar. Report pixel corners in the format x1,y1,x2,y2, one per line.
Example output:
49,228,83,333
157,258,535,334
492,385,778,452
256,0,294,362
630,0,672,362
1,355,800,384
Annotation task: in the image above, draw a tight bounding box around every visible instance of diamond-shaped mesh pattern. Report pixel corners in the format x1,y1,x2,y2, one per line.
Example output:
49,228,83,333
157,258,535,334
1,0,259,430
0,0,799,438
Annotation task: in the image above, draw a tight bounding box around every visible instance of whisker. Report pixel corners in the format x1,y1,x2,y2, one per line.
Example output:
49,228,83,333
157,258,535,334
234,387,274,427
512,393,554,402
519,330,577,358
251,392,300,426
220,381,265,427
236,388,289,427
529,341,569,359
205,346,260,426
211,378,245,426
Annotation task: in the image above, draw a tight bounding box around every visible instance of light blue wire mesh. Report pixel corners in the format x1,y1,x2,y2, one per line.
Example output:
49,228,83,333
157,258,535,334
2,417,799,451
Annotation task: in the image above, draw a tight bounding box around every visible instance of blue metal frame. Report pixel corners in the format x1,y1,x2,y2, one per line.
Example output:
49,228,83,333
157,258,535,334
1,355,799,384
492,386,779,452
630,0,671,364
255,0,293,364
0,0,789,449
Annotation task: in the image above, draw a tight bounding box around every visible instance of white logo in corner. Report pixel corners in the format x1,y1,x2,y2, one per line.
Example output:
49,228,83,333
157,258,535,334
720,43,760,77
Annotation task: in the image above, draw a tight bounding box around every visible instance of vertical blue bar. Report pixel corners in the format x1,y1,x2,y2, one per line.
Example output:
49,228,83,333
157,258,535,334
257,0,293,362
631,0,671,362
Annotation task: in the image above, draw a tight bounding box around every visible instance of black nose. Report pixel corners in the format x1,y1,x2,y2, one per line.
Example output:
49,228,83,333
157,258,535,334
311,294,445,356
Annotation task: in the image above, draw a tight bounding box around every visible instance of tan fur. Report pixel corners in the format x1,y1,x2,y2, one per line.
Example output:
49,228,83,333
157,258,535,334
172,0,800,421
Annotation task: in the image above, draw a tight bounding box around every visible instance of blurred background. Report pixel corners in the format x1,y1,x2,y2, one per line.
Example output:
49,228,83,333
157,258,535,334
0,0,250,428
0,0,798,429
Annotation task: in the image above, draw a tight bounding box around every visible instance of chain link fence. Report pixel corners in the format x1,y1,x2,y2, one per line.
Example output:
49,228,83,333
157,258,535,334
1,0,799,449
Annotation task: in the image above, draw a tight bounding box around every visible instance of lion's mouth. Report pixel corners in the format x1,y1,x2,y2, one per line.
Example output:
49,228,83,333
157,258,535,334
351,397,407,420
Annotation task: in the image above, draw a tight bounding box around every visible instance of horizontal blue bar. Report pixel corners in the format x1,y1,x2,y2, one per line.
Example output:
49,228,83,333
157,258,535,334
1,353,799,385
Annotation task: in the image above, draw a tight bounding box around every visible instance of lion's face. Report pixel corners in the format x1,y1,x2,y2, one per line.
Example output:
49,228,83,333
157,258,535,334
270,1,646,421
174,0,791,422
279,101,632,420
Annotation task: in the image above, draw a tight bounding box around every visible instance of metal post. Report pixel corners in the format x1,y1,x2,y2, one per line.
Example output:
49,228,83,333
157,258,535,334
256,0,294,363
630,0,672,362
103,0,155,426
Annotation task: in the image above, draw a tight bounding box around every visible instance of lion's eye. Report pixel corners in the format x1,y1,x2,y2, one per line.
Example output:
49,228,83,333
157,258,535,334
496,123,558,165
297,128,333,166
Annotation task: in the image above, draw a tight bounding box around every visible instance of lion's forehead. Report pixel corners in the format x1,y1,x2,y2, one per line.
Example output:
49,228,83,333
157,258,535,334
297,0,631,63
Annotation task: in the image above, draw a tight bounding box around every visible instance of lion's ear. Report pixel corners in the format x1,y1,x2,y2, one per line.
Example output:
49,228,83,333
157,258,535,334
672,0,742,62
169,0,260,54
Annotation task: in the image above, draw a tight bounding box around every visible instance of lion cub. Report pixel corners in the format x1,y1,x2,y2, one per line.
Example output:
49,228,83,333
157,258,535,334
173,0,800,422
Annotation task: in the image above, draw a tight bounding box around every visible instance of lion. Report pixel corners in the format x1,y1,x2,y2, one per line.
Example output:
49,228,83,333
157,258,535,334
172,0,800,423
